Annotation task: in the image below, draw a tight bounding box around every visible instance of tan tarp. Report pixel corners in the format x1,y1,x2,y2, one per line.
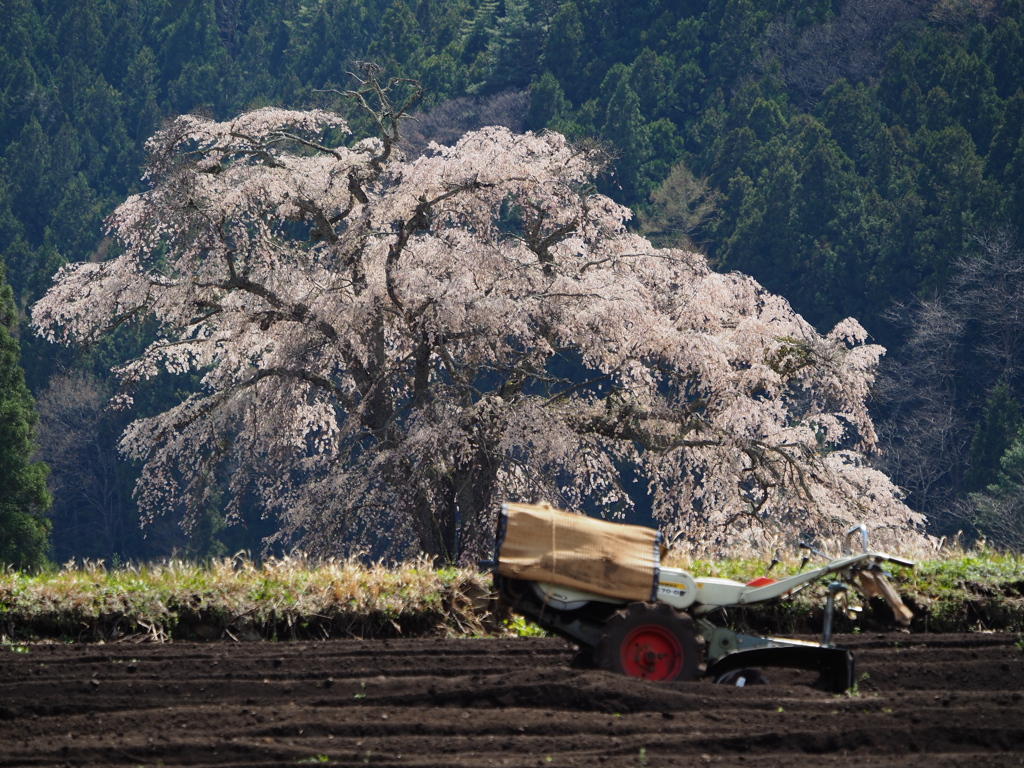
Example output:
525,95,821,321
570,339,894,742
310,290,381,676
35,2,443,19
495,502,662,602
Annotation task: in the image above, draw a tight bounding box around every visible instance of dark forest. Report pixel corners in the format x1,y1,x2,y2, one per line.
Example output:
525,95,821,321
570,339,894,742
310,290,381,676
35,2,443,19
2,0,1024,563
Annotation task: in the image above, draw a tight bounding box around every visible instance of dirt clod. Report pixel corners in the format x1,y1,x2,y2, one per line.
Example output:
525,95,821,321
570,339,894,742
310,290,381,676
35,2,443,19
1,633,1023,766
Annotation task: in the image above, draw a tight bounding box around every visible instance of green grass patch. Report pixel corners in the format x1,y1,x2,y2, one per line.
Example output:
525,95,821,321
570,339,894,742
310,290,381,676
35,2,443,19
902,550,1024,632
671,546,1024,634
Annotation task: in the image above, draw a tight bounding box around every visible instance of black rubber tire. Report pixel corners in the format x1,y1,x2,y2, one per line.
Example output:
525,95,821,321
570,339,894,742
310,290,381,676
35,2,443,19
595,602,705,682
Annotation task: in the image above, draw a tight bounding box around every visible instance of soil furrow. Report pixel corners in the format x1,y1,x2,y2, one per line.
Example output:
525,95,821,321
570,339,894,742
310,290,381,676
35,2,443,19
0,633,1021,766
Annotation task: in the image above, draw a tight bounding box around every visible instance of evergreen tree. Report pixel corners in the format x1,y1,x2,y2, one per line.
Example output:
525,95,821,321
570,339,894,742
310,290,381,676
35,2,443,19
367,0,424,78
988,16,1023,98
600,71,650,202
996,428,1024,495
477,0,547,93
628,49,677,123
965,381,1023,492
0,253,50,570
971,423,1024,548
940,48,999,151
986,89,1024,184
544,1,584,96
525,71,570,131
878,43,923,131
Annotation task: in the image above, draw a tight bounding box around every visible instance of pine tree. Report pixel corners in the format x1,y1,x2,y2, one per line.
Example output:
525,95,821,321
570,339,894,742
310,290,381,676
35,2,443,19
525,71,570,131
0,253,50,570
480,0,547,93
600,73,650,202
544,1,584,93
965,381,1023,492
996,429,1024,495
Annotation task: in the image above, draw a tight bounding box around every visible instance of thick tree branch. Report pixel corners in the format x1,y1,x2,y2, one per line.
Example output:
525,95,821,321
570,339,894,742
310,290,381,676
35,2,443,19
385,180,493,312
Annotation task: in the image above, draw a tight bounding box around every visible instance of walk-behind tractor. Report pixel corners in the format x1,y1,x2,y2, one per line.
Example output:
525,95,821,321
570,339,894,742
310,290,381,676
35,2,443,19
487,503,915,691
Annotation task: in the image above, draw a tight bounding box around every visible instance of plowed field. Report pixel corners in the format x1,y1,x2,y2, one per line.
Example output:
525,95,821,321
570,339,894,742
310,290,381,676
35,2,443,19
1,633,1022,767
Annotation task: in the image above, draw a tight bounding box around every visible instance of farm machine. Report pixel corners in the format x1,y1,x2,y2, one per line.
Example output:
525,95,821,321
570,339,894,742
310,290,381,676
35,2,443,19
487,503,915,691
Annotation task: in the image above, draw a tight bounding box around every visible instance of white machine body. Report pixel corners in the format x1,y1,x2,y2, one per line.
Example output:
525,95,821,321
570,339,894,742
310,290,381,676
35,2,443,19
531,550,914,616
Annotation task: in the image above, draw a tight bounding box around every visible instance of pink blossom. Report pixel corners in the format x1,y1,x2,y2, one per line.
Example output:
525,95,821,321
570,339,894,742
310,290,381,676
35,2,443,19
33,107,928,561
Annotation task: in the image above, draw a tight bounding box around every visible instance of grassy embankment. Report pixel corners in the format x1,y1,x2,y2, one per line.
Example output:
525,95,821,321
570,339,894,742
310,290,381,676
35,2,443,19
1,549,1023,644
0,557,495,644
677,547,1024,635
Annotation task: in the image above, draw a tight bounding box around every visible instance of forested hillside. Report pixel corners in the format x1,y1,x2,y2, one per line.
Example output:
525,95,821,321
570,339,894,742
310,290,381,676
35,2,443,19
2,0,1023,562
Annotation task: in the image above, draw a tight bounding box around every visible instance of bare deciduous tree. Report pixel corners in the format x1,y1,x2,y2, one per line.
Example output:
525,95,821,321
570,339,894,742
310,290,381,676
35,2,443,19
952,230,1024,387
35,372,184,561
874,231,1024,537
765,0,933,105
640,161,721,251
399,90,530,158
33,71,927,562
873,298,970,524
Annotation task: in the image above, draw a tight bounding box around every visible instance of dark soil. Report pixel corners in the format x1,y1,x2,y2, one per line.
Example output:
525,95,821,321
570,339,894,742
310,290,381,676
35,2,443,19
1,633,1022,767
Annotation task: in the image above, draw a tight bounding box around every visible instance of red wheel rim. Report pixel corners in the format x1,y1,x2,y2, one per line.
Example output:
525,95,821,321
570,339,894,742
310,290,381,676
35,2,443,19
619,624,684,681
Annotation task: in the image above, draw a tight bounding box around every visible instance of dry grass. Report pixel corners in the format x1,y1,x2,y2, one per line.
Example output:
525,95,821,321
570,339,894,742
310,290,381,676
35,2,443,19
2,542,1024,644
0,555,499,644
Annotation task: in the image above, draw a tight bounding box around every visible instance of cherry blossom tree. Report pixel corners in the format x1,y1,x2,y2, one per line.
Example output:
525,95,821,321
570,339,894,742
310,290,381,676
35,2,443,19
33,71,928,562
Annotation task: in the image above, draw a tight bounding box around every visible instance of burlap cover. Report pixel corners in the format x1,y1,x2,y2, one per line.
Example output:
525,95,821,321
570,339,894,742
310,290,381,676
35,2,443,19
495,502,662,602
